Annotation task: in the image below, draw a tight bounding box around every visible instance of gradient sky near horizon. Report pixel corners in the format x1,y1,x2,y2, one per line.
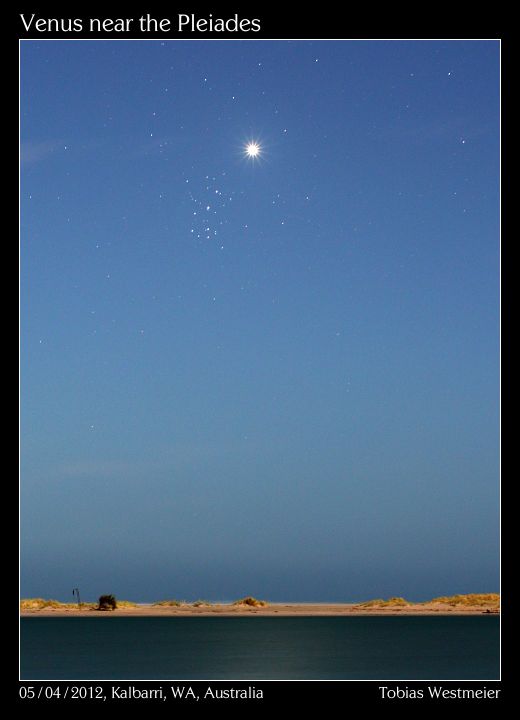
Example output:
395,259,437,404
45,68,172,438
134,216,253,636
21,40,499,602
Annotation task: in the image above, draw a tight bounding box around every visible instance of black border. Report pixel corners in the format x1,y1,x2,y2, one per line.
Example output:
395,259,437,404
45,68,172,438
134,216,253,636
16,4,508,708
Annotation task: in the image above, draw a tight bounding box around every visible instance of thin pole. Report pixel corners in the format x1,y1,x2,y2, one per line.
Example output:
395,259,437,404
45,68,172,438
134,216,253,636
72,588,81,608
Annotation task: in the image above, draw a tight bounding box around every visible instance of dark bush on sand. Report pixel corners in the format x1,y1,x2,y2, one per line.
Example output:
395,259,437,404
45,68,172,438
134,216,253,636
97,594,117,610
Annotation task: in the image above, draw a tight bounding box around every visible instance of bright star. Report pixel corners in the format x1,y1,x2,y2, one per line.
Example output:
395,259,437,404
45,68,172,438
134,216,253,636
244,141,262,159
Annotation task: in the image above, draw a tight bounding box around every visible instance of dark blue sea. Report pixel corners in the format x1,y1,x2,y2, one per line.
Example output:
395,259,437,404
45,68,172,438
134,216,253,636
20,616,499,680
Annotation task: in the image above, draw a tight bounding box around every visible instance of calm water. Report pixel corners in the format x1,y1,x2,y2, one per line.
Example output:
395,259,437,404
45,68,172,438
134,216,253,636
20,616,499,680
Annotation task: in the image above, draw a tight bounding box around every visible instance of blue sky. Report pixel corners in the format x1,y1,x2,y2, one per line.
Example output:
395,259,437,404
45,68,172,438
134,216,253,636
20,40,499,602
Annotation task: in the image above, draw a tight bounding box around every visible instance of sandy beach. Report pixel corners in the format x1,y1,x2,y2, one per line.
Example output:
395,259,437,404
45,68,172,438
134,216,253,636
20,601,499,617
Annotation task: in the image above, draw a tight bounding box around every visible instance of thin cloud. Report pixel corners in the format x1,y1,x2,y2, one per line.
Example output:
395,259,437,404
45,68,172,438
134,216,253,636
20,139,59,166
371,116,492,144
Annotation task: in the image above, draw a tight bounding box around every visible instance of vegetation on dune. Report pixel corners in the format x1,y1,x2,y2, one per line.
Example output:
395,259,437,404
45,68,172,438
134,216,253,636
192,600,212,607
233,596,268,607
357,594,499,608
428,594,500,607
20,599,86,610
358,597,410,607
152,600,186,607
21,597,138,611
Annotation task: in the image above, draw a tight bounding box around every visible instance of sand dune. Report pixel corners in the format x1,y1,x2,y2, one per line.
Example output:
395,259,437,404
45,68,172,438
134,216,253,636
20,594,499,617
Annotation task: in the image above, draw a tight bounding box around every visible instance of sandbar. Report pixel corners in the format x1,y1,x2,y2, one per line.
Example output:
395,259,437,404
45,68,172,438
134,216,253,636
20,602,499,617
